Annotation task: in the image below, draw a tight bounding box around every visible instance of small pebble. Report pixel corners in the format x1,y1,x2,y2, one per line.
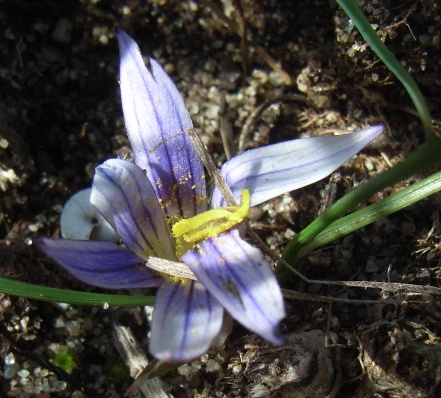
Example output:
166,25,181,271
3,362,20,379
52,18,73,43
54,316,66,328
17,369,30,378
5,352,15,365
366,256,379,273
66,320,82,337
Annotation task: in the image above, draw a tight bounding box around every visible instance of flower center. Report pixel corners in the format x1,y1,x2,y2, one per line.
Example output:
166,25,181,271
172,189,250,245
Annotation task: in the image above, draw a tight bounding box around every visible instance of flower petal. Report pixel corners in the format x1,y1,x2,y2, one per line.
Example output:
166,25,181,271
60,188,119,242
212,125,384,207
91,158,176,261
149,279,223,362
35,238,163,289
117,30,206,220
182,230,286,345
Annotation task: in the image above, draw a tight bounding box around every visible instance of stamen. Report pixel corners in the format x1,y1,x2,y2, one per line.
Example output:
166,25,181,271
173,189,250,243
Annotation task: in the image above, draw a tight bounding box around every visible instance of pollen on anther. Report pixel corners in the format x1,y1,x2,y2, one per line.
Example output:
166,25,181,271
172,189,250,244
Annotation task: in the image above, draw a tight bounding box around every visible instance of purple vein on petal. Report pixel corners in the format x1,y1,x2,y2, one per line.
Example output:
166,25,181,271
149,280,223,362
91,159,176,261
183,230,286,346
117,30,206,221
35,237,163,289
202,240,275,325
212,125,384,207
149,58,207,219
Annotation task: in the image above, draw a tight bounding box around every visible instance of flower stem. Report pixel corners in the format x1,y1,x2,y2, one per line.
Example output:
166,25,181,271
336,0,432,139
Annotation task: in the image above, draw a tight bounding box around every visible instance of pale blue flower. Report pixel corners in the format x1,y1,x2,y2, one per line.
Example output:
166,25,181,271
37,30,383,362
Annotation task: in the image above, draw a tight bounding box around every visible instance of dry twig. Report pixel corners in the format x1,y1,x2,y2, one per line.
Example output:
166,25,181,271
201,0,292,85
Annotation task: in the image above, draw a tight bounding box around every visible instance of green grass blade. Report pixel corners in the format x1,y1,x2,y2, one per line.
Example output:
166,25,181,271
0,277,155,307
292,169,441,266
280,138,441,273
336,0,432,138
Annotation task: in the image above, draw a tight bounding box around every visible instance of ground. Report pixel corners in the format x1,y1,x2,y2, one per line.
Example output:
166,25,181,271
0,0,440,397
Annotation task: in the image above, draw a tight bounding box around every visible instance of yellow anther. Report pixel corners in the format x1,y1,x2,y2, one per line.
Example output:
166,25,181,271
172,189,250,243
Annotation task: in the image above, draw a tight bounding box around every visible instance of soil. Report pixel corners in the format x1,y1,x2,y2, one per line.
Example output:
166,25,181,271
1,0,440,397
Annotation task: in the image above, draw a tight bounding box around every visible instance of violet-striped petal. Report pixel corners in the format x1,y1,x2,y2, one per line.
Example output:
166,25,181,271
182,230,286,345
91,158,176,261
149,279,223,362
35,238,163,289
117,30,206,221
212,125,384,207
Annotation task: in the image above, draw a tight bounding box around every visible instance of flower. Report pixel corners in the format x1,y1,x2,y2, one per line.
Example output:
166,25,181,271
36,30,383,363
